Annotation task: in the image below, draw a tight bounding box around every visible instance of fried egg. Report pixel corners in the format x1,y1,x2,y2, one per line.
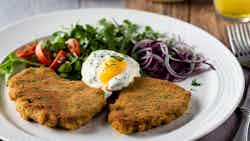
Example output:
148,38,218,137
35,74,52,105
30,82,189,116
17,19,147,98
81,50,140,97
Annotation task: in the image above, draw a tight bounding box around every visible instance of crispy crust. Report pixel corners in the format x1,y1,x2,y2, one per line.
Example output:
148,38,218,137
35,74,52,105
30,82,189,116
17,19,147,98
8,67,105,130
108,77,191,134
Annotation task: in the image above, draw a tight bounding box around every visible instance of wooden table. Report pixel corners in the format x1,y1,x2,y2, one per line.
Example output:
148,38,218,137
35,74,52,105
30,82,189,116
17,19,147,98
0,0,245,141
126,0,244,141
126,0,232,47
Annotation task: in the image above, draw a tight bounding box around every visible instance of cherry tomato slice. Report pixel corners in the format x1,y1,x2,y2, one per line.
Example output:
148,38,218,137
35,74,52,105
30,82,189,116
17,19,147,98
16,43,36,59
66,38,81,56
49,50,66,70
35,40,52,65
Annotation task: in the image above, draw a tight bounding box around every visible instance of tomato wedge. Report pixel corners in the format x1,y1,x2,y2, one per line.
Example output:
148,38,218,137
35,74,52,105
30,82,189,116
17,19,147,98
49,50,66,70
16,43,36,59
66,38,81,56
35,40,52,65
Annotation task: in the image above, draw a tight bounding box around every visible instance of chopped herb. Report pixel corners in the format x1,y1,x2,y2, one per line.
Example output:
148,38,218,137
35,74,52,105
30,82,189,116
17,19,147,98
191,79,201,87
110,56,124,61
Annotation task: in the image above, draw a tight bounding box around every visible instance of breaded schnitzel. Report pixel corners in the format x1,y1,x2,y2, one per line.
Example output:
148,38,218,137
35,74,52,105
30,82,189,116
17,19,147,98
108,77,191,134
8,67,105,130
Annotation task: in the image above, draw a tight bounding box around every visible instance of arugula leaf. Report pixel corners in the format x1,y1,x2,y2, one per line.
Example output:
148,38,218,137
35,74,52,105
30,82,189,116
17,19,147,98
1,18,168,81
40,39,51,49
47,31,68,52
136,26,165,41
0,53,42,80
66,18,165,56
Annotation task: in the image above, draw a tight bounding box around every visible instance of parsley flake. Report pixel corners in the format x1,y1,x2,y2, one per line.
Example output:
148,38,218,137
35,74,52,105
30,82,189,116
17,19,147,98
191,79,201,87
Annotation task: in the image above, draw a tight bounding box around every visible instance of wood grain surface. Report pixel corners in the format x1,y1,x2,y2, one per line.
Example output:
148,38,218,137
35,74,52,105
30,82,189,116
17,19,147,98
125,0,243,141
126,0,231,46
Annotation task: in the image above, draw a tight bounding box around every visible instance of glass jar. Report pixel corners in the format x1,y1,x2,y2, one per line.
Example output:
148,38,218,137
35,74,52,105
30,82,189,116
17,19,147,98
214,0,250,22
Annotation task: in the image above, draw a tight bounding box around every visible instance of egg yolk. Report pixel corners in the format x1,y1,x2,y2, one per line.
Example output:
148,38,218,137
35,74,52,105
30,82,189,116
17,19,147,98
98,56,127,85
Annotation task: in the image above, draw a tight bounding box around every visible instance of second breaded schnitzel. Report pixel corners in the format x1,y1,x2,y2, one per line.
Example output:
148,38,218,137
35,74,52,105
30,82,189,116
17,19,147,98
8,67,105,130
108,77,191,134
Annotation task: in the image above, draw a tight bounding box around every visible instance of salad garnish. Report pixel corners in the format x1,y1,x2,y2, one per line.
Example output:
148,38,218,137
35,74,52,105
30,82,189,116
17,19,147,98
0,18,214,82
132,40,214,82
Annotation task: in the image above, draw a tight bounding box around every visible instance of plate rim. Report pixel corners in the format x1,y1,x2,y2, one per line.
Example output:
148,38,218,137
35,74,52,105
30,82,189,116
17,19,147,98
0,8,245,141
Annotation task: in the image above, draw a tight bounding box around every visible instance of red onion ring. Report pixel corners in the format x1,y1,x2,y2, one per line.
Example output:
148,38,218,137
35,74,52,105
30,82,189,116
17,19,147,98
132,39,214,82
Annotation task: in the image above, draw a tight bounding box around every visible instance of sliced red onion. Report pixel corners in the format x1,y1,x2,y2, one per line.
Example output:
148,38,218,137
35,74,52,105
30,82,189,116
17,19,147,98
132,39,214,82
133,47,152,55
169,54,206,63
141,51,153,61
132,39,154,53
152,54,164,62
165,56,196,79
142,56,153,69
160,46,168,55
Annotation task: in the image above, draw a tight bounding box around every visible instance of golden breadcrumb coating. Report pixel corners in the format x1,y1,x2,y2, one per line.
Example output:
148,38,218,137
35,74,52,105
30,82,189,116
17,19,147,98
108,77,191,134
8,67,105,130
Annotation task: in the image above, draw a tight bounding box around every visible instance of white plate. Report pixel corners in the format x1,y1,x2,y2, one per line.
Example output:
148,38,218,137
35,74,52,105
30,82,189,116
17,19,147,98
0,8,244,141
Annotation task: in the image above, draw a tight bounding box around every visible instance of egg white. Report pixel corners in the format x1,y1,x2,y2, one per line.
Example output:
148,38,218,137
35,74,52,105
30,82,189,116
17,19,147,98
81,50,140,96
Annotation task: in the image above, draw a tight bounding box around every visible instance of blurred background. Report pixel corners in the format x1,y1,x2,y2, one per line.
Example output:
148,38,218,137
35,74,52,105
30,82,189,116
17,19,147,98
0,0,241,50
0,0,124,26
0,0,241,47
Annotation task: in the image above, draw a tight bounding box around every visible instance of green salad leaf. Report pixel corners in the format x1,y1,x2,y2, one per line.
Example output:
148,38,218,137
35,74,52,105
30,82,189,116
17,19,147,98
0,18,166,80
0,53,42,81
